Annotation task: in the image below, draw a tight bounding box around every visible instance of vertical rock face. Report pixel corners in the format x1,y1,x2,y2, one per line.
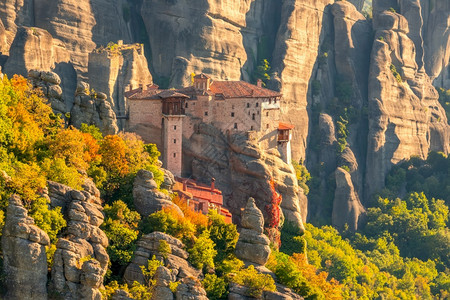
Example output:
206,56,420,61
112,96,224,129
70,81,119,135
235,198,271,266
88,43,153,128
422,0,450,88
28,70,67,115
365,9,449,199
2,195,50,300
3,27,71,77
34,0,130,76
185,123,305,229
333,167,365,231
47,180,109,300
271,0,334,161
0,0,33,34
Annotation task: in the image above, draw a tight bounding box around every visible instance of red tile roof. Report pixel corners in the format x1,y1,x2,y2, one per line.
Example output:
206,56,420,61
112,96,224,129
278,122,295,130
209,81,281,99
173,178,223,205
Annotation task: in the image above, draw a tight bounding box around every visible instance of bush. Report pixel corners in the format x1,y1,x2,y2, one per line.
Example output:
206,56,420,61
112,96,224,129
231,265,276,298
188,230,217,271
202,274,227,300
207,210,238,261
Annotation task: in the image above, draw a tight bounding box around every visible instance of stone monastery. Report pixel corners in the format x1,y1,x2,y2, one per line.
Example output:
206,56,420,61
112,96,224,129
126,74,294,177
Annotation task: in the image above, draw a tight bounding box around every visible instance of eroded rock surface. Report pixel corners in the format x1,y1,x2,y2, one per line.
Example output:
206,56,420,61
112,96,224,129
333,167,366,231
2,195,50,300
186,123,306,230
28,70,67,116
132,169,182,217
123,231,201,285
88,43,152,128
47,180,109,300
70,81,119,135
235,198,271,266
365,8,449,198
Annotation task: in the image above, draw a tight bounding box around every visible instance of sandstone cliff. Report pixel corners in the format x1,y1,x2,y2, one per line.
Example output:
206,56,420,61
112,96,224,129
184,123,306,231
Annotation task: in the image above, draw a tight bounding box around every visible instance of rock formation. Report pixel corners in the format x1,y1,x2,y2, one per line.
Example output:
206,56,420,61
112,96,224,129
70,81,119,135
332,167,366,231
235,198,271,266
28,70,67,116
2,195,50,300
151,266,175,300
123,231,201,285
186,123,306,230
132,169,182,217
33,0,131,76
46,180,109,300
88,42,152,128
175,277,208,300
365,8,449,199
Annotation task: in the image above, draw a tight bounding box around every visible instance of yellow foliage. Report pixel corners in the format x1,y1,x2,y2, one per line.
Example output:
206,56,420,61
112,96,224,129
100,135,129,177
172,195,209,228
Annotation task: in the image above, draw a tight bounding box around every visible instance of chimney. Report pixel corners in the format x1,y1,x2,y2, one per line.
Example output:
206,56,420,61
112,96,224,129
211,178,215,191
183,180,187,192
257,79,263,88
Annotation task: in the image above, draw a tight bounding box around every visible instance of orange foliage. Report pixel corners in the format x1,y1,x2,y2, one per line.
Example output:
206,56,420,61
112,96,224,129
48,127,89,170
291,253,343,300
100,135,129,177
172,195,209,228
82,132,101,164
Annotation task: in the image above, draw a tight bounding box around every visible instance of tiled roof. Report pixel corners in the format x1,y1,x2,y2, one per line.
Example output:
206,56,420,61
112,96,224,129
279,122,295,130
157,90,189,99
126,80,281,100
209,81,281,99
194,73,211,79
173,178,223,205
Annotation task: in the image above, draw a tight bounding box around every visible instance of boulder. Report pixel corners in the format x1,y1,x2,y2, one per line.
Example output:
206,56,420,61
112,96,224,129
235,198,271,266
1,195,50,300
132,169,182,217
175,277,208,300
151,266,175,300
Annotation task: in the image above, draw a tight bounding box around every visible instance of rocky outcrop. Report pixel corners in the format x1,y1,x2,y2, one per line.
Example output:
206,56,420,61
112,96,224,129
88,42,152,128
229,282,303,300
186,123,306,230
70,81,119,135
235,198,271,266
34,0,131,76
47,180,109,300
332,167,365,231
1,195,50,300
132,169,182,217
151,266,175,300
3,27,71,77
123,231,201,285
175,277,208,300
365,9,449,199
28,70,67,116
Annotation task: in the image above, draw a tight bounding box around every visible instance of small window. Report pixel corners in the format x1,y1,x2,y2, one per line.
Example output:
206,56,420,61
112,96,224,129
256,102,259,107
266,124,269,129
269,99,272,104
252,113,255,120
266,112,269,117
234,123,238,129
247,103,250,108
250,126,254,130
174,125,176,130
173,153,177,158
185,102,188,108
204,111,208,116
231,112,235,117
173,139,176,144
